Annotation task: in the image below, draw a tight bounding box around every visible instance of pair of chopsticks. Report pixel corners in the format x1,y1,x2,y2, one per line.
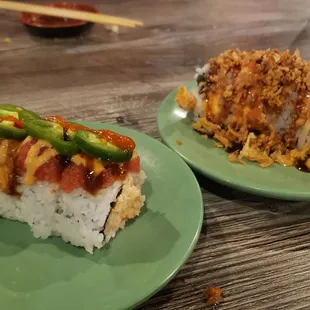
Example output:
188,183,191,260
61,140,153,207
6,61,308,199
0,0,143,28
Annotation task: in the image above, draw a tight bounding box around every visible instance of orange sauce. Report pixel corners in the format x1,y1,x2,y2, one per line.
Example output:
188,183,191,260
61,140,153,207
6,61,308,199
45,115,136,151
45,116,89,132
0,114,138,196
96,130,136,151
45,116,67,128
0,116,24,129
3,138,138,196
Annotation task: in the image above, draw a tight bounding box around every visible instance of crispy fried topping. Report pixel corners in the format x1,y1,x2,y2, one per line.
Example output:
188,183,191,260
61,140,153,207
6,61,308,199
176,86,197,111
177,48,310,168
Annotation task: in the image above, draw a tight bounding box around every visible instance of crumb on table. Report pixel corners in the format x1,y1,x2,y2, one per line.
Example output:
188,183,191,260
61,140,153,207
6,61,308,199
176,140,183,145
3,37,12,43
205,286,223,306
105,25,119,33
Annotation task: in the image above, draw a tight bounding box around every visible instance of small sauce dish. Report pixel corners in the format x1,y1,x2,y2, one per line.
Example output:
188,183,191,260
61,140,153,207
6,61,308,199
20,2,99,38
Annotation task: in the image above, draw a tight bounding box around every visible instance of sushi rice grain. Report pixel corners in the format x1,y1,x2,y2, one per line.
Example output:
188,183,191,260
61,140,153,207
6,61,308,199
0,171,146,254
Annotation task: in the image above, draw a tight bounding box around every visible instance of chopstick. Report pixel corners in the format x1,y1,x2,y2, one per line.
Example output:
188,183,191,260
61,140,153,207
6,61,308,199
0,0,143,28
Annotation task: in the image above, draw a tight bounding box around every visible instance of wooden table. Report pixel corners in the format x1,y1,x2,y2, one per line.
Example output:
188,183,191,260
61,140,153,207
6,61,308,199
1,0,310,309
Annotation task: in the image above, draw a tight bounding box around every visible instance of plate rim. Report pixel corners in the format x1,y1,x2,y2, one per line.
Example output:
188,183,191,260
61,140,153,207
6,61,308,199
157,82,310,201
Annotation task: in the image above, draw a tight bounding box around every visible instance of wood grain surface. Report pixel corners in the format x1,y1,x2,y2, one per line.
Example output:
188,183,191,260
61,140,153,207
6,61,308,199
1,0,310,309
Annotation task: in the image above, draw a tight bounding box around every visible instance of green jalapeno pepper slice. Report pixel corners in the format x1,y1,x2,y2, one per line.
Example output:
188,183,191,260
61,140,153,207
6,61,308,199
74,130,133,162
0,121,27,140
0,104,36,140
23,119,80,157
0,104,40,120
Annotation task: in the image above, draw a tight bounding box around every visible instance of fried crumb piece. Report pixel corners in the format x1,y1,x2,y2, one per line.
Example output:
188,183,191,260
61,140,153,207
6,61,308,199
228,151,244,164
205,286,223,306
176,140,183,145
214,142,224,148
176,86,197,111
105,25,119,33
3,37,11,43
183,49,310,168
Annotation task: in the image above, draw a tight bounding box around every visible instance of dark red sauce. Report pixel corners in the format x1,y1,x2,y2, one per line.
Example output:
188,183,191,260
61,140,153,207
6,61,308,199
194,129,214,138
37,146,49,157
225,142,243,154
20,3,99,29
59,153,129,195
58,155,71,169
2,115,138,196
84,154,106,194
7,167,20,197
85,170,104,194
8,150,134,196
84,156,128,195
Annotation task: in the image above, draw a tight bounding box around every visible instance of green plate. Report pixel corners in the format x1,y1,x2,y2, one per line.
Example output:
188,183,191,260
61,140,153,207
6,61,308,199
158,81,310,201
0,121,203,310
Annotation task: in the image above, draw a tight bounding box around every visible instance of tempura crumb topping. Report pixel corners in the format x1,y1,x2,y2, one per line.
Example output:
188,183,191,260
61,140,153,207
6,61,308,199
176,49,310,168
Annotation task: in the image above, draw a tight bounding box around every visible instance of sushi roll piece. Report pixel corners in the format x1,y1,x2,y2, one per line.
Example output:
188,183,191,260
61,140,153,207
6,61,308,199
0,105,146,254
176,49,310,169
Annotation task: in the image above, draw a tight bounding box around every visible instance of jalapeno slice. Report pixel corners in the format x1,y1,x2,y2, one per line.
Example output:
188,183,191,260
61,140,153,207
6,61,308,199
0,121,27,140
66,121,90,140
0,105,19,119
74,130,133,162
0,104,40,120
0,105,32,140
23,119,79,156
18,108,40,121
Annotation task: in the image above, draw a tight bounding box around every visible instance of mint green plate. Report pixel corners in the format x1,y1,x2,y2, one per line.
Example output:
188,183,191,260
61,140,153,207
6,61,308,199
0,121,203,310
158,81,310,201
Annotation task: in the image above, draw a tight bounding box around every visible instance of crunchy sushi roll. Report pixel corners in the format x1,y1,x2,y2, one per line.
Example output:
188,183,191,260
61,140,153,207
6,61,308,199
0,105,146,253
176,49,310,170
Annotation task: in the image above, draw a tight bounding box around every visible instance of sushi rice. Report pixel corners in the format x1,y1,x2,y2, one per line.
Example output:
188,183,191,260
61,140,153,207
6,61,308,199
0,171,146,254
